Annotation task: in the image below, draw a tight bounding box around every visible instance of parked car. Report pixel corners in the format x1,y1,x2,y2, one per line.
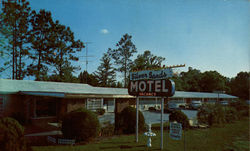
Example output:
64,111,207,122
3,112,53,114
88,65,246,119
190,100,202,109
219,100,229,106
168,103,179,110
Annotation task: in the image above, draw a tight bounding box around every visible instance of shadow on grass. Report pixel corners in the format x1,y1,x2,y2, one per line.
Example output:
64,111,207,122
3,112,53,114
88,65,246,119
99,146,119,150
99,144,148,150
102,141,132,144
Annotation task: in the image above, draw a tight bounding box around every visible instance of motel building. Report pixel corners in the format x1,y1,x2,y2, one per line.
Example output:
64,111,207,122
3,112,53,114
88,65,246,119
0,79,238,125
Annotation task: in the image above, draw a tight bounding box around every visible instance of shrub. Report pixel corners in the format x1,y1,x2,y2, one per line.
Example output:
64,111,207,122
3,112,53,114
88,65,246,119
0,117,26,151
224,107,238,123
230,100,249,118
115,106,146,134
61,108,100,142
95,108,105,115
169,110,190,129
197,104,239,126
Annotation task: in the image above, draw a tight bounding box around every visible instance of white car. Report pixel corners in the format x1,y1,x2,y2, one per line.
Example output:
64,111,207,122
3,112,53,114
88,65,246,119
190,100,202,109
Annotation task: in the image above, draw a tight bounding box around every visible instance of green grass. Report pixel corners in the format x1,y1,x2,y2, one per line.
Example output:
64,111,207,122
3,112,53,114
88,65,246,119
32,118,249,151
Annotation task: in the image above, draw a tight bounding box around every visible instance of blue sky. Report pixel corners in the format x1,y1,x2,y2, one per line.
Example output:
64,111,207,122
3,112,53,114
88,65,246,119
10,0,250,78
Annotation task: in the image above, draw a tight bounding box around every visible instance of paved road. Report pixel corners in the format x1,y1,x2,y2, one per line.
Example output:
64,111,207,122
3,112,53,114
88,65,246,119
99,110,198,124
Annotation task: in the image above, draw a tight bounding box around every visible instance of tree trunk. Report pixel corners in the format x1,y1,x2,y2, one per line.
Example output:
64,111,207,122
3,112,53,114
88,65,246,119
37,50,41,81
12,26,15,80
18,41,23,80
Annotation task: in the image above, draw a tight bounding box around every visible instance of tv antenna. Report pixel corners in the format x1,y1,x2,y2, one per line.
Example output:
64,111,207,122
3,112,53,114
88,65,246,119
82,42,93,83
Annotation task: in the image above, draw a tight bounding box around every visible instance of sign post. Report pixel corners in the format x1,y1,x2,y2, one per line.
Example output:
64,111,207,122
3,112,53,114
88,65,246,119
136,97,139,142
128,68,175,150
160,97,164,149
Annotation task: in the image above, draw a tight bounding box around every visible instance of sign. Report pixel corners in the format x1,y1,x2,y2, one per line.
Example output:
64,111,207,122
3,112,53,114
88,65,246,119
128,68,175,97
130,68,173,81
128,79,175,96
170,122,182,140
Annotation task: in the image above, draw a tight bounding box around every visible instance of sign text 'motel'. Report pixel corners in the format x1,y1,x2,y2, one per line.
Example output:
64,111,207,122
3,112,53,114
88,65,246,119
128,68,175,97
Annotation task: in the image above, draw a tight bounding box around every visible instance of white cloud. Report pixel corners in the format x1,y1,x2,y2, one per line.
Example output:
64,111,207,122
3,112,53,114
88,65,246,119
100,29,109,34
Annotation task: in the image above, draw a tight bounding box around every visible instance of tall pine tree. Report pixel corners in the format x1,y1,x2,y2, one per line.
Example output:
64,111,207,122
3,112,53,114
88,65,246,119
1,0,31,79
50,20,84,81
28,9,55,80
108,34,137,87
94,53,116,87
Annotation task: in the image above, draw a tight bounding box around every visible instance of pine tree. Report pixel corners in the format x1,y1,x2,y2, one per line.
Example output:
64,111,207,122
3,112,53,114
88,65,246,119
78,71,98,86
108,34,137,87
1,0,31,79
94,53,116,87
131,50,165,70
27,9,55,80
50,20,84,81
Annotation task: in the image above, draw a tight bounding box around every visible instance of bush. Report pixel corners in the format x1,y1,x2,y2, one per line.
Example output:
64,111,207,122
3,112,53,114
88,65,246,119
197,104,239,126
224,107,238,123
61,108,100,142
115,106,146,134
169,110,190,129
230,100,249,118
0,117,26,151
95,108,105,115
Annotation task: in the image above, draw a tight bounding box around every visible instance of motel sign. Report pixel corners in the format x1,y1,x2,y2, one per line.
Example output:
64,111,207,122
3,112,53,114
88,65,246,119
128,68,175,97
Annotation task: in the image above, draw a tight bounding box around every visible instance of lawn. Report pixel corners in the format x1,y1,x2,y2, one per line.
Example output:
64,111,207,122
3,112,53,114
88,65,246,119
32,118,249,151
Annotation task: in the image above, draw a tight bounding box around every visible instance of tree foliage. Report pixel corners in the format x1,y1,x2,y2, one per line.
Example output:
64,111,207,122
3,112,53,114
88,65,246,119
1,0,31,80
94,53,116,87
108,34,137,87
131,50,165,70
200,71,230,93
229,72,249,100
50,21,84,81
27,9,55,80
78,71,99,86
0,0,84,81
179,67,202,91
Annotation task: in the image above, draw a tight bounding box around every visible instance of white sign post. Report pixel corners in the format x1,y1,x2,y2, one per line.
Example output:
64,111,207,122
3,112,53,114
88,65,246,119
170,122,182,140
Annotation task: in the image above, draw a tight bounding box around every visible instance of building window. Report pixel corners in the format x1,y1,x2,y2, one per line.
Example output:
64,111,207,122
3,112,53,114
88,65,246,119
36,97,57,117
86,98,102,111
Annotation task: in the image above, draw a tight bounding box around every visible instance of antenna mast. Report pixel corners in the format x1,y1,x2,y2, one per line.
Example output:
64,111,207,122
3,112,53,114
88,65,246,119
84,42,92,83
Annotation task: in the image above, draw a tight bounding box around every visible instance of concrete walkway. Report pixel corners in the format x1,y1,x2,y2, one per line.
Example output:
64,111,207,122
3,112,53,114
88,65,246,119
25,130,62,136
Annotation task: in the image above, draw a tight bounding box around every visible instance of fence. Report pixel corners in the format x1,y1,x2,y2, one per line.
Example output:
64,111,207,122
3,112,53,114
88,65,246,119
47,136,75,145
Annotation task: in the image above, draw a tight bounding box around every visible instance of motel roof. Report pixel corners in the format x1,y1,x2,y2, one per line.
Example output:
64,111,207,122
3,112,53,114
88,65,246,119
0,79,238,99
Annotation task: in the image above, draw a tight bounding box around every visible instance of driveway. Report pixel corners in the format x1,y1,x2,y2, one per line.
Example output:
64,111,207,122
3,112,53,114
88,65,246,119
99,110,198,124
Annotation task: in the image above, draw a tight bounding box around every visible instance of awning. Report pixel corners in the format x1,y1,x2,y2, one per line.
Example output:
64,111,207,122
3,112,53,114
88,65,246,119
20,91,65,98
